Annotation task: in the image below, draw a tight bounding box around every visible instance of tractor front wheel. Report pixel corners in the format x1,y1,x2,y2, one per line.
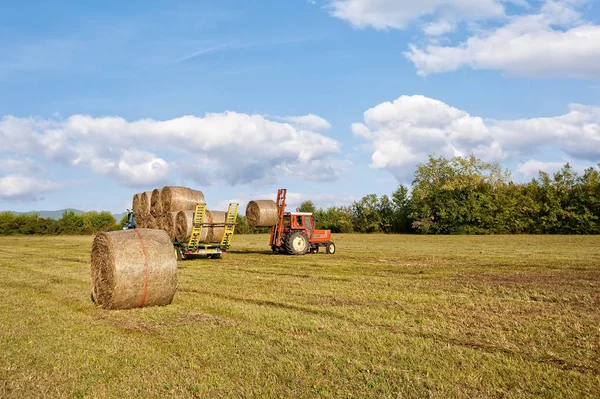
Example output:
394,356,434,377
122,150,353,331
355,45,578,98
284,231,310,255
326,242,336,254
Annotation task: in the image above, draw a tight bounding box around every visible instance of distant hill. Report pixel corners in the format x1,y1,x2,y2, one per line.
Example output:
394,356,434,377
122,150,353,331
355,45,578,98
8,209,127,221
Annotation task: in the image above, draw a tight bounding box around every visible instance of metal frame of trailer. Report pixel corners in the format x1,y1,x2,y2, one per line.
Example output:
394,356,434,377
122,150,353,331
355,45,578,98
173,202,239,260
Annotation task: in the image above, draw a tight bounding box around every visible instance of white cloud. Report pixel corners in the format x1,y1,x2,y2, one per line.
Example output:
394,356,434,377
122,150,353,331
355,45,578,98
280,114,332,131
516,160,568,177
0,174,59,201
328,0,505,31
0,111,344,188
422,20,457,36
406,1,600,78
516,159,593,178
0,156,39,174
354,95,600,181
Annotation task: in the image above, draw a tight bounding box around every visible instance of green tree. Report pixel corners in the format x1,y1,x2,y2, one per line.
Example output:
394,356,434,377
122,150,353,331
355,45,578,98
56,211,85,234
352,194,382,233
410,155,509,234
298,201,316,214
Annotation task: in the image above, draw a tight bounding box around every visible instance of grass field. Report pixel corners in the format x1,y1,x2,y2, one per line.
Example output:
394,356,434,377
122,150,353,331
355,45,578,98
1,234,599,398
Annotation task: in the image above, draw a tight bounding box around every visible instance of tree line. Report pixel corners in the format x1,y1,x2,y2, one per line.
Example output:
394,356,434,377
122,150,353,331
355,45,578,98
299,155,600,234
0,211,124,235
2,155,599,235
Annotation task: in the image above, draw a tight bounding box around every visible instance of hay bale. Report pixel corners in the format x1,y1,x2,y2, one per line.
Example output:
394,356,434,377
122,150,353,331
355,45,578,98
161,186,205,213
151,188,163,217
206,211,226,243
164,212,178,241
132,193,144,228
133,191,152,228
140,191,152,218
139,191,152,216
91,229,177,310
246,200,279,227
146,215,158,229
175,211,205,243
174,210,225,243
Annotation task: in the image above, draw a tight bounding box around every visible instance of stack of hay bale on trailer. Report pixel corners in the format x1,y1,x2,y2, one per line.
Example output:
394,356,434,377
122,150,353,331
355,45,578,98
129,186,238,256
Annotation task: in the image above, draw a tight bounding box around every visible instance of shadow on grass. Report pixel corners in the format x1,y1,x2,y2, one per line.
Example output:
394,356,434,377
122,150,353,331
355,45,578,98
229,249,277,255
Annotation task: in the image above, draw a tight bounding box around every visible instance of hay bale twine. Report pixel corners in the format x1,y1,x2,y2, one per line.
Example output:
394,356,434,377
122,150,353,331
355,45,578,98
161,186,205,213
150,188,163,217
174,210,224,243
91,229,177,310
246,200,279,227
164,212,178,241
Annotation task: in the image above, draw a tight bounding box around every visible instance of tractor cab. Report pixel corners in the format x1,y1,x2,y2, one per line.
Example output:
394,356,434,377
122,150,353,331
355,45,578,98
270,190,336,255
284,212,314,230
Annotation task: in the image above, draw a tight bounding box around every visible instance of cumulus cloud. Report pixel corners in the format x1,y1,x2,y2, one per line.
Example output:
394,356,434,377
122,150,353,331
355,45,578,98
0,156,39,174
0,111,344,188
516,160,569,178
328,0,505,31
280,114,332,131
353,95,600,181
406,0,600,78
0,174,59,201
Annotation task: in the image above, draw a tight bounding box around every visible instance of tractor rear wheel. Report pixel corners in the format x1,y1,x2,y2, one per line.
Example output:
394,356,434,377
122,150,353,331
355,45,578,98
284,231,309,255
326,242,336,254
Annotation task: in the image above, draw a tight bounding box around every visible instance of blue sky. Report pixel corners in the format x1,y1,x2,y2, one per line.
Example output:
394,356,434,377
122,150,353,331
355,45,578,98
1,0,599,213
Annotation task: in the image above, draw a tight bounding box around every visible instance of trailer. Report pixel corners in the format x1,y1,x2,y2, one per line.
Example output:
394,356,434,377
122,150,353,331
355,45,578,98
124,202,239,260
173,202,239,260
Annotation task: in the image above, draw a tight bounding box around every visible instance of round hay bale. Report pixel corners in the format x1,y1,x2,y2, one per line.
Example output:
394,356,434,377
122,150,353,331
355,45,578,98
146,215,158,229
91,229,177,310
135,191,152,228
174,210,224,243
206,211,226,243
246,200,279,227
164,212,178,241
150,188,163,217
161,186,205,213
175,211,205,243
132,193,141,213
139,191,152,216
132,193,144,228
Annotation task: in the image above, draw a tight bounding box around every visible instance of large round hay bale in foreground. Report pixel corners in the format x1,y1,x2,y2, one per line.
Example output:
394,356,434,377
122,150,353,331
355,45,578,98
91,229,177,310
174,210,224,243
161,186,205,213
150,188,163,217
246,200,279,227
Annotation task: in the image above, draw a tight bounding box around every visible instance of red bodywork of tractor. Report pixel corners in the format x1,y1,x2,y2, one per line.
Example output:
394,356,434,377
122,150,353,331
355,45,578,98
270,189,336,255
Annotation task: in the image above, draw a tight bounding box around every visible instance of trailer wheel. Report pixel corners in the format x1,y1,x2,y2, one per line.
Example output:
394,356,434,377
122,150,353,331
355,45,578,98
208,253,221,259
326,242,336,254
284,231,309,255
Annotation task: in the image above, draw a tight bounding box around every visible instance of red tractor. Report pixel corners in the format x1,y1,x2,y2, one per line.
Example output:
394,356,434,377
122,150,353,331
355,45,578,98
270,189,336,255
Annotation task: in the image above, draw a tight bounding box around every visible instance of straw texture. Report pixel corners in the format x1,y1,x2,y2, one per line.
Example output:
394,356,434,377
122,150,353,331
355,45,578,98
91,229,177,310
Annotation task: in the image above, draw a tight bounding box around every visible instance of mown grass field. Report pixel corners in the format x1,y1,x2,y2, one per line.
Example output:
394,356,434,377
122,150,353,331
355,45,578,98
1,234,599,398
